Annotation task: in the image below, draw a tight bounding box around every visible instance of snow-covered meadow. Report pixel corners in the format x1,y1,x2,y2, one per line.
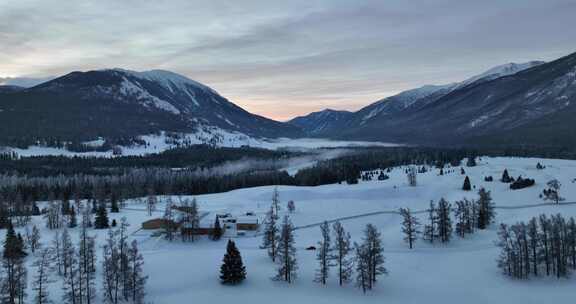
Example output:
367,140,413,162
9,157,576,303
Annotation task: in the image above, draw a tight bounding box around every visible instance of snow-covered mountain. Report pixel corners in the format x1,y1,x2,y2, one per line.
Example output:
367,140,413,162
333,52,576,147
0,69,302,147
288,109,353,135
291,59,552,140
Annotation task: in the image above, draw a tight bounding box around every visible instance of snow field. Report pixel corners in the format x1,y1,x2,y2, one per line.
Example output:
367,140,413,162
7,156,576,303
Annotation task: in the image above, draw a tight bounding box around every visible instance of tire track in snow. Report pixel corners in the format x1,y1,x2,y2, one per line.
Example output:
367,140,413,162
285,201,576,233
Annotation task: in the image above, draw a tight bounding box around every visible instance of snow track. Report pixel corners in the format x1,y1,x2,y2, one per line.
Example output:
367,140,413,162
287,201,576,232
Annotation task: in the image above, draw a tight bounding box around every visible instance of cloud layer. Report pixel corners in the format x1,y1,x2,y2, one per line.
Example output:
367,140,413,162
1,0,575,120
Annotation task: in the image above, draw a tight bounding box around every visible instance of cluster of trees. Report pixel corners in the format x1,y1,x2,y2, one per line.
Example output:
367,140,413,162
313,221,387,293
496,214,576,279
262,202,387,293
0,200,148,304
102,218,148,304
542,179,565,204
401,188,496,247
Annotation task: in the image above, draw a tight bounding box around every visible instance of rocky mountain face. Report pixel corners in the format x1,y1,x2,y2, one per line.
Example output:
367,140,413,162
0,69,303,146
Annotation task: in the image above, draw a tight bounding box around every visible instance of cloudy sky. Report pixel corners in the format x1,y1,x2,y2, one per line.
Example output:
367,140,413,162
1,0,575,120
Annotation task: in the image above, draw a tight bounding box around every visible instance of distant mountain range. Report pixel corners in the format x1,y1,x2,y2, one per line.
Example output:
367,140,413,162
0,69,302,147
2,51,575,151
289,53,576,149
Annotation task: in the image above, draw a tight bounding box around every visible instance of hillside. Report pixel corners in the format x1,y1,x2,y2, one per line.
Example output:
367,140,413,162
0,69,303,147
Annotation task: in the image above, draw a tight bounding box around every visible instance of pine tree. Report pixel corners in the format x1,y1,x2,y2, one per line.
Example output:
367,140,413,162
332,221,353,286
477,188,495,229
314,221,333,285
261,205,279,262
110,194,120,213
211,216,223,241
436,198,452,243
94,204,109,229
68,206,77,228
219,240,247,285
462,176,471,191
2,221,28,304
501,169,512,183
274,215,297,283
400,208,420,249
4,222,26,260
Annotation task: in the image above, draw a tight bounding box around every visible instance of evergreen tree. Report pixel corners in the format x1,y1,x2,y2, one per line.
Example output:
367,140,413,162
332,221,353,286
400,208,420,249
314,221,333,285
462,176,471,191
4,222,26,260
211,217,223,241
68,206,77,228
110,196,120,213
501,169,512,183
94,204,109,229
477,188,495,229
436,198,452,243
2,221,28,304
274,215,297,283
219,240,247,285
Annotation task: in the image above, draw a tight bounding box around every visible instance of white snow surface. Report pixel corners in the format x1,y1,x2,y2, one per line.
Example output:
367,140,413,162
8,157,576,304
3,129,399,158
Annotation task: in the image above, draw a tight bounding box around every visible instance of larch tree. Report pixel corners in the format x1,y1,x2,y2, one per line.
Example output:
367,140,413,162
400,208,420,249
261,205,279,262
314,221,333,285
274,215,297,284
32,248,54,304
332,221,353,286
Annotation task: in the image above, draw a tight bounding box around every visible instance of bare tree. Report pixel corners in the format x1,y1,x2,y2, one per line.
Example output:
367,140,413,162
32,248,54,304
332,221,353,286
314,221,333,285
400,208,420,249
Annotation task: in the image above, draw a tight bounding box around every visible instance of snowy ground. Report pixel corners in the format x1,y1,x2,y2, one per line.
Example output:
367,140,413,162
1,129,399,158
9,157,576,303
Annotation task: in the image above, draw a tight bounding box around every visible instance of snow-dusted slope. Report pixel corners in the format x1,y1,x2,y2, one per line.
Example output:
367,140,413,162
288,109,353,135
292,60,546,137
0,69,303,146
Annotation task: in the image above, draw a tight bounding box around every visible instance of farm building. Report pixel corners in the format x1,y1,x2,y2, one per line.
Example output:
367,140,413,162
142,218,177,230
141,210,260,238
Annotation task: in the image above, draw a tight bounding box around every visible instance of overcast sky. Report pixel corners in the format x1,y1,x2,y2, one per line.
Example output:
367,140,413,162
1,0,576,120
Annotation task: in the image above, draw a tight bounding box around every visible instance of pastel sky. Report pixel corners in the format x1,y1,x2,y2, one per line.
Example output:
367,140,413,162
1,0,576,121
